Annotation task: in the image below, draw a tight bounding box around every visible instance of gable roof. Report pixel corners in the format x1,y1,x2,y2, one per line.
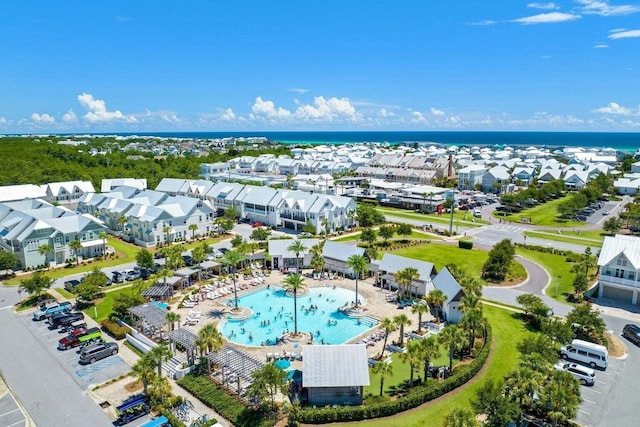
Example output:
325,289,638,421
267,239,319,258
432,267,464,305
598,234,640,270
302,344,370,388
322,240,365,262
378,253,435,281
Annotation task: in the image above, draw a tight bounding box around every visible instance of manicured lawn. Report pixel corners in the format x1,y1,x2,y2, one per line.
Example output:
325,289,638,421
55,287,75,299
516,248,579,303
492,196,582,227
331,230,441,243
84,286,134,322
333,305,530,427
376,207,487,227
524,230,603,247
390,244,526,285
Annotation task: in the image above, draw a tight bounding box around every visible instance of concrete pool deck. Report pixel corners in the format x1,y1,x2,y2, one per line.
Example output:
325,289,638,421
172,269,437,366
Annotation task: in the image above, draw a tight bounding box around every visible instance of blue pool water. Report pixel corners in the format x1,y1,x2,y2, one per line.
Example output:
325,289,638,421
219,286,378,346
152,301,169,310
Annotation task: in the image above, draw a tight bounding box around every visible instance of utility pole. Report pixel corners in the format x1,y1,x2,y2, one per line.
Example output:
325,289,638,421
448,191,455,235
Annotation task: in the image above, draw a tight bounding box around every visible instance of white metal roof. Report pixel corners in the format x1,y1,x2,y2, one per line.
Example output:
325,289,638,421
302,344,370,388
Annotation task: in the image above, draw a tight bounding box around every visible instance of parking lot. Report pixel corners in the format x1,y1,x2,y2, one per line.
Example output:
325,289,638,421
575,356,622,426
0,391,26,427
22,314,130,389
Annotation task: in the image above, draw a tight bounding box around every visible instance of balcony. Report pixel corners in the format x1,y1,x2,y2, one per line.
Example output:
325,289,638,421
280,212,306,222
599,274,640,288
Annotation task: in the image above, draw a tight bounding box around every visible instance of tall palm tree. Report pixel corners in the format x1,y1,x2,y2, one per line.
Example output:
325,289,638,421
98,231,108,255
372,360,393,397
149,375,171,403
148,343,173,377
287,240,307,271
197,323,224,373
505,367,544,411
428,191,435,213
416,335,440,381
426,289,447,322
394,267,419,303
188,223,199,241
379,317,397,358
165,311,181,331
346,254,368,308
283,273,305,336
400,339,422,386
412,302,430,334
221,249,245,310
117,215,127,232
393,314,411,347
460,308,484,353
191,245,205,282
131,353,156,396
38,244,53,270
438,324,467,372
70,239,83,266
311,253,325,275
162,225,171,243
421,192,428,213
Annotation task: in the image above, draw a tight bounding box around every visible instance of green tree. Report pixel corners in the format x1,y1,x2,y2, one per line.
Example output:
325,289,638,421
542,318,574,345
135,248,155,270
603,216,622,235
230,234,244,248
393,314,411,347
378,225,395,243
396,223,413,241
131,353,157,396
248,363,288,412
117,215,127,232
481,238,515,282
380,317,397,358
112,288,144,319
444,407,480,427
411,302,429,334
471,379,521,427
400,339,423,386
250,227,271,241
426,289,446,322
195,323,224,372
439,324,466,372
221,250,245,310
364,245,378,262
287,240,307,270
360,227,377,246
302,220,316,234
538,370,581,427
516,293,550,329
70,239,83,266
188,223,199,240
283,273,305,336
20,271,54,298
311,253,325,274
415,335,440,381
356,203,385,227
566,304,606,344
38,244,53,270
394,266,419,303
505,366,544,412
572,272,589,300
76,268,107,301
162,225,172,243
215,216,235,233
99,231,108,253
346,254,368,309
148,375,172,404
148,343,173,377
165,311,181,331
0,250,19,272
372,360,393,396
223,206,240,221
191,244,206,282
516,335,558,365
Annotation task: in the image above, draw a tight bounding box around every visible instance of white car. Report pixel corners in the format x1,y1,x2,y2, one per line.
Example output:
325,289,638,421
553,362,595,385
602,210,610,215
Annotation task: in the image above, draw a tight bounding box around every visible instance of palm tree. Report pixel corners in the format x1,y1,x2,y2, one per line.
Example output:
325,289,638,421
221,250,245,310
70,239,83,266
400,339,422,386
505,367,544,411
393,314,411,347
412,302,430,334
283,273,305,336
154,267,171,287
426,289,447,322
438,324,466,372
38,244,53,270
428,191,435,213
346,254,368,309
372,360,393,397
191,245,205,282
394,267,419,303
162,225,171,243
98,231,108,255
380,317,397,358
131,353,156,396
444,408,480,427
416,335,440,381
188,223,199,241
321,217,330,236
196,323,224,373
311,253,325,275
460,308,484,353
117,215,127,232
165,311,181,331
148,375,171,403
148,343,173,377
287,240,307,271
421,192,428,213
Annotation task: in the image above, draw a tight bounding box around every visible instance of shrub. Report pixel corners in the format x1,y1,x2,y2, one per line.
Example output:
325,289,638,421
101,319,131,339
458,240,474,249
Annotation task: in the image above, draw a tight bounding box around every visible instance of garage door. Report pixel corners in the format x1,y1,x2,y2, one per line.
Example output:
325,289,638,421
602,285,634,302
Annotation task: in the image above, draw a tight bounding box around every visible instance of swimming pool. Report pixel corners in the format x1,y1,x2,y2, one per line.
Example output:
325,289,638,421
219,286,378,346
151,301,169,310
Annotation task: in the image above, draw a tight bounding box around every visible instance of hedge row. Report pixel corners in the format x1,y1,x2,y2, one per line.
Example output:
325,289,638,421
514,243,584,262
101,319,131,339
458,240,474,249
293,325,493,424
177,375,272,427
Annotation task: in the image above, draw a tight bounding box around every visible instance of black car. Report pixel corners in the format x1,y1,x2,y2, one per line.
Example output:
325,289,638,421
112,271,125,283
182,255,194,266
50,312,84,329
623,324,640,346
64,280,81,292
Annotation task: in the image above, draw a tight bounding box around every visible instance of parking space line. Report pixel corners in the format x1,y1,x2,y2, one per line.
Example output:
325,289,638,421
6,420,26,427
582,398,596,404
0,408,20,417
578,409,591,415
0,305,13,311
583,387,601,393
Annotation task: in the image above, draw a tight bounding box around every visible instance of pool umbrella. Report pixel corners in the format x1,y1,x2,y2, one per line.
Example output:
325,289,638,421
274,359,291,370
287,369,302,382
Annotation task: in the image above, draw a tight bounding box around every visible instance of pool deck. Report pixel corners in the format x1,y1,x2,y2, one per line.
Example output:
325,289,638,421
172,269,436,367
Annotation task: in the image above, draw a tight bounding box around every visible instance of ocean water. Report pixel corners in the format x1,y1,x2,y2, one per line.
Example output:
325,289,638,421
108,131,640,152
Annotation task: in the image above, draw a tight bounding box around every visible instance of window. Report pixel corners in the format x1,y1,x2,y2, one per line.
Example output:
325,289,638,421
578,350,588,356
617,258,628,267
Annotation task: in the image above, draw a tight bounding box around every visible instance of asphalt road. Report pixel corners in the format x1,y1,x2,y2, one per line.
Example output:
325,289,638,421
0,286,113,427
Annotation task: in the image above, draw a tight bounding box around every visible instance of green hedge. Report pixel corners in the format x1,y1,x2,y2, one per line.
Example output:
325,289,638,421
177,375,272,427
294,325,492,424
101,319,131,339
458,240,473,249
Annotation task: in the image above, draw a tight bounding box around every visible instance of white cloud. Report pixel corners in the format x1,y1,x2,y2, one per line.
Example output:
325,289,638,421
378,108,395,117
594,43,609,48
62,110,77,122
251,96,292,119
469,20,497,26
595,102,633,115
430,107,445,116
30,113,55,123
576,0,640,16
608,29,640,39
220,108,236,121
294,96,360,122
512,12,581,24
527,2,559,9
409,111,427,124
0,117,6,124
289,88,309,94
77,93,136,123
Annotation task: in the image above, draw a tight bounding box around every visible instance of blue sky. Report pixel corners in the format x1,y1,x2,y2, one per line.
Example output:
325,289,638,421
1,1,639,133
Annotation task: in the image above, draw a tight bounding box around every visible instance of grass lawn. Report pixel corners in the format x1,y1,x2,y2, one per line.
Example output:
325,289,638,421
516,248,579,303
55,287,75,299
492,196,582,228
332,305,530,427
332,230,441,243
524,230,603,247
84,286,135,322
376,207,487,227
390,244,526,285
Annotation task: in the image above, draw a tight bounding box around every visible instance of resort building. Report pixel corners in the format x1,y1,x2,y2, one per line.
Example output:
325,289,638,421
267,238,319,271
432,268,464,323
41,181,95,205
302,344,369,406
597,234,640,304
0,184,47,203
0,199,107,270
374,253,436,297
321,240,366,278
101,178,148,192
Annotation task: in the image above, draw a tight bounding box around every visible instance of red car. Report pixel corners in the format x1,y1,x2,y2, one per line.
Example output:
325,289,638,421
251,221,265,228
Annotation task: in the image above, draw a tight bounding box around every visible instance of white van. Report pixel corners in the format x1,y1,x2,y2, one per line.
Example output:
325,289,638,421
473,209,482,218
560,339,608,369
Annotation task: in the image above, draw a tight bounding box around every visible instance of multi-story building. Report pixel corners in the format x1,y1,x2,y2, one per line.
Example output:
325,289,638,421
597,234,640,304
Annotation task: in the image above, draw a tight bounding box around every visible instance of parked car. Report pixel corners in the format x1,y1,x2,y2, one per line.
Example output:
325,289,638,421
112,271,125,283
79,342,119,364
182,255,194,266
251,221,265,228
602,210,610,215
33,301,70,321
58,327,101,350
123,269,141,281
553,361,596,386
49,312,84,330
64,279,81,292
622,323,640,346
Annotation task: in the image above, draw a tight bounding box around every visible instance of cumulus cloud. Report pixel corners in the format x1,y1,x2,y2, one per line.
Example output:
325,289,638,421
294,96,360,122
220,108,236,121
0,117,7,124
527,2,559,9
378,108,395,117
576,0,640,16
430,107,445,116
409,111,427,124
30,113,55,123
77,93,136,123
595,102,633,115
512,12,581,24
251,97,292,119
608,29,640,39
289,88,309,94
62,110,77,122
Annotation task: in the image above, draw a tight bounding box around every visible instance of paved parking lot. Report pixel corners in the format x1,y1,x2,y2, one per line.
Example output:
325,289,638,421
575,357,621,426
0,391,26,427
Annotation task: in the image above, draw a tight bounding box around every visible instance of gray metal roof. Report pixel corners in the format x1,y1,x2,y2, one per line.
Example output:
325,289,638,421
141,285,173,298
268,238,319,258
302,344,370,388
432,267,463,305
598,234,640,269
378,253,435,281
167,327,198,349
128,304,167,328
322,240,365,263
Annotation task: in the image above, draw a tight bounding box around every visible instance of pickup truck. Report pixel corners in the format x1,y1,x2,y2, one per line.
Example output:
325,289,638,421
58,327,101,350
33,301,71,321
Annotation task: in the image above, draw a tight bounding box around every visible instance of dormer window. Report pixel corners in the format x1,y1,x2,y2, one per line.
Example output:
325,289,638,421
617,258,628,267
